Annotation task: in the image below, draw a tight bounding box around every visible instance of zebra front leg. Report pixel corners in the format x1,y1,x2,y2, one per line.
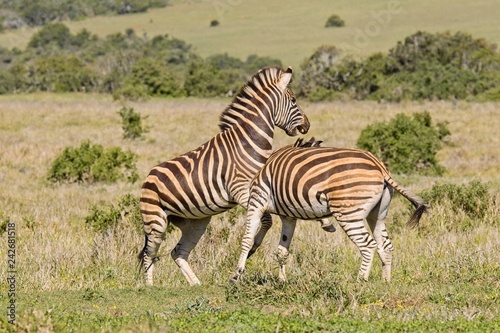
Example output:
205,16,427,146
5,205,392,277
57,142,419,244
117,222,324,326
248,213,273,258
338,219,378,281
171,217,210,286
230,208,263,284
276,216,297,282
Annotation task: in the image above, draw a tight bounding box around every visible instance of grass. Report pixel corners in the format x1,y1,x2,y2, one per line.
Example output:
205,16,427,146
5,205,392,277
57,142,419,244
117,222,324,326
1,0,500,69
0,93,499,332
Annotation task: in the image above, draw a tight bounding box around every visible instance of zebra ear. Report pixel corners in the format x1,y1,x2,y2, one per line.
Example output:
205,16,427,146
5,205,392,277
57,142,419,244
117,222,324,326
277,67,293,92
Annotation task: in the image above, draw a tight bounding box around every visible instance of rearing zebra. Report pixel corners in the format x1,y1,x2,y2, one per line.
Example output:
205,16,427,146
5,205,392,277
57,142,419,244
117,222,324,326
139,66,310,286
231,137,427,283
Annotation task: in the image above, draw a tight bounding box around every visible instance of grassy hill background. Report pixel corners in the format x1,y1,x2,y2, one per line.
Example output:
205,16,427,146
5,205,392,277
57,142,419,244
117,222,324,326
1,0,499,69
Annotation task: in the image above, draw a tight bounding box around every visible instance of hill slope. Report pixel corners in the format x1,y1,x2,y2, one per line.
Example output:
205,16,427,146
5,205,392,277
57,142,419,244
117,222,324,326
1,0,499,69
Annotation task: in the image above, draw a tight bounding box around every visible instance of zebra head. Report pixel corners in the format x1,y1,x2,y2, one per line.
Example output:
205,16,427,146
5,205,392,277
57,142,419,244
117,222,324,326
219,66,310,136
274,67,310,136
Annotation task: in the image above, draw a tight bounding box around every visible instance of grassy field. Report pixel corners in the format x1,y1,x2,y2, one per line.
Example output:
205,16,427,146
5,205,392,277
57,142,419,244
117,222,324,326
0,93,499,332
1,0,500,69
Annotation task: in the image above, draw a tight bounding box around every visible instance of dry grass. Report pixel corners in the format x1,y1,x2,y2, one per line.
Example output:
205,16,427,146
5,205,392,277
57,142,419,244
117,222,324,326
0,94,499,331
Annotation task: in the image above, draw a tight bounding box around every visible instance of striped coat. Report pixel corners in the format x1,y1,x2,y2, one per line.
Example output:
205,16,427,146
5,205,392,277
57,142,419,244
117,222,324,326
139,67,310,285
232,138,427,283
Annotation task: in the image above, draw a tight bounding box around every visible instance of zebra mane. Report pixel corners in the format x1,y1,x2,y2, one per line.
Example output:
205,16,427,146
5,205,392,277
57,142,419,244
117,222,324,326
270,137,323,159
293,137,323,148
218,66,285,132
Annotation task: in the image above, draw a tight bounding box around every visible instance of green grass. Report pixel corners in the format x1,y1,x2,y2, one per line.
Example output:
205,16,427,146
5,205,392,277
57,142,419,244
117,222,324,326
1,0,500,69
0,94,499,331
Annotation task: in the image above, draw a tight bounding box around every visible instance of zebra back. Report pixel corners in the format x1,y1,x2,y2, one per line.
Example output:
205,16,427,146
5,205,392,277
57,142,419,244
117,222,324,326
252,143,426,227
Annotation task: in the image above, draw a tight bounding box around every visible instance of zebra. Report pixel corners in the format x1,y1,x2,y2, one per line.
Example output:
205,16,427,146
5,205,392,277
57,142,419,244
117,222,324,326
231,137,427,283
139,66,310,286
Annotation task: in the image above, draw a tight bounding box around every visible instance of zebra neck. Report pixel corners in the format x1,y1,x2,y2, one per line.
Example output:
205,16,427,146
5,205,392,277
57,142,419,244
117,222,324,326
221,121,275,168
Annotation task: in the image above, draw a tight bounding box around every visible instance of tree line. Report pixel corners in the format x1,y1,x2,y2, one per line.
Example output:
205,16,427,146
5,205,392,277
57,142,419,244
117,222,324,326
1,22,499,101
0,0,169,29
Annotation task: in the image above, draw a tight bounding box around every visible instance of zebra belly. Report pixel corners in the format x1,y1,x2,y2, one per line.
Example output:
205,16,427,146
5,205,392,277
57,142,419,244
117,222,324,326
268,192,332,220
160,197,236,219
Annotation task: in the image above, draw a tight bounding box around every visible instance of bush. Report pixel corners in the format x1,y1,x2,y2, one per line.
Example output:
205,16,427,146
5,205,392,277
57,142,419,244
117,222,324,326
298,45,344,100
28,22,72,49
356,112,450,175
85,194,177,234
210,20,219,27
118,106,149,140
184,58,239,97
85,194,142,233
27,56,97,92
421,180,491,221
113,57,184,100
48,141,138,184
325,14,345,28
243,54,283,75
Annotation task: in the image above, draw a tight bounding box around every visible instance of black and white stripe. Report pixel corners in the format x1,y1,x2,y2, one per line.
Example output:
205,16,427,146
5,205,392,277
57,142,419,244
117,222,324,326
232,138,427,283
139,67,310,285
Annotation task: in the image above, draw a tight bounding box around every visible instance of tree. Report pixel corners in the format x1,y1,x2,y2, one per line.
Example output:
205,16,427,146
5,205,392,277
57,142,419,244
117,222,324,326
325,14,345,28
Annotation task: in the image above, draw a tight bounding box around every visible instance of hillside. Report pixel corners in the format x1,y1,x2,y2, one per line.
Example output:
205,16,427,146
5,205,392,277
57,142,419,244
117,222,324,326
1,0,499,69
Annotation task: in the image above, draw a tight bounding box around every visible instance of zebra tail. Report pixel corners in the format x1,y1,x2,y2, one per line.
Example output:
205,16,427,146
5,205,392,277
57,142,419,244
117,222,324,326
137,234,148,275
383,173,428,228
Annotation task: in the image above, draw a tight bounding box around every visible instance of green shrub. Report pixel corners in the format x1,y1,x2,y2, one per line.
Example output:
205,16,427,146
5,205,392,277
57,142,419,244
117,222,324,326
210,20,219,27
28,56,97,92
184,58,237,97
118,106,149,140
48,141,138,184
85,194,142,233
113,57,185,100
298,45,345,99
356,112,450,175
421,180,491,220
28,22,72,48
243,54,283,74
85,194,177,234
325,14,345,28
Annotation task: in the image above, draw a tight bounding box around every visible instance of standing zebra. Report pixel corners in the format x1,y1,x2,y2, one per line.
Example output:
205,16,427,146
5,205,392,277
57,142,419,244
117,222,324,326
139,66,310,286
231,137,427,283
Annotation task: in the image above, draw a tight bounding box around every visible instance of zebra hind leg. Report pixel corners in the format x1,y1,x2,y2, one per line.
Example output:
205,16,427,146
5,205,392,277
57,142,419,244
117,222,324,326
170,217,210,286
367,186,394,282
276,216,297,282
141,226,167,286
337,219,378,281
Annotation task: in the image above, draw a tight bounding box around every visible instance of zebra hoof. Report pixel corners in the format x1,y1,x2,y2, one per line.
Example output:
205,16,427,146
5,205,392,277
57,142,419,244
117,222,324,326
229,275,239,285
322,224,337,233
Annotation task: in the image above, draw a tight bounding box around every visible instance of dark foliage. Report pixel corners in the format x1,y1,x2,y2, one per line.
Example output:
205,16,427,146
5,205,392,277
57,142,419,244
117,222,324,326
325,14,345,28
356,112,450,175
299,31,500,102
0,0,170,28
48,141,138,184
